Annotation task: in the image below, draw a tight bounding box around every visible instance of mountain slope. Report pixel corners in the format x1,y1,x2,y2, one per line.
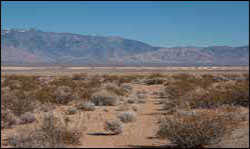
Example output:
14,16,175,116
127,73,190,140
1,29,249,66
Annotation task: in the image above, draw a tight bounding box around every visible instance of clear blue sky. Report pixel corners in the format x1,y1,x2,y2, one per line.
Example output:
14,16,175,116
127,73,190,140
1,1,249,47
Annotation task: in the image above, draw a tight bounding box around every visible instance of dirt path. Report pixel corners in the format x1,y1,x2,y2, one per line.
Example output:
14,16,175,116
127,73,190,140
72,84,169,148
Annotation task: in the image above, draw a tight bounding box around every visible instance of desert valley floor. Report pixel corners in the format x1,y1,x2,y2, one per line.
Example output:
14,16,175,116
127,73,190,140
1,67,249,148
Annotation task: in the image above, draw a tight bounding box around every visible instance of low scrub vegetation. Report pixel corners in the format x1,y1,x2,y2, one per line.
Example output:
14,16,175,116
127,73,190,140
157,112,228,148
6,113,84,148
104,120,123,135
118,112,136,123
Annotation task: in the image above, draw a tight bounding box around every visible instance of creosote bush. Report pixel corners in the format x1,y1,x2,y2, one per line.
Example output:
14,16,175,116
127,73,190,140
104,120,123,135
118,112,136,123
157,112,227,148
77,102,95,111
6,113,84,148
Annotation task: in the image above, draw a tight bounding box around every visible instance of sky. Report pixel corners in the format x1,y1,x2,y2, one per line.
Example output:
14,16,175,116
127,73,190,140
1,1,249,47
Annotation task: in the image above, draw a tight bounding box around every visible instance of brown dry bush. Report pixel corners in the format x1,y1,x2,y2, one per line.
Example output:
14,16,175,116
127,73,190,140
6,113,84,148
72,73,87,80
104,120,123,135
2,75,39,91
34,85,77,105
186,80,249,109
50,77,77,89
157,112,228,148
2,90,37,116
91,90,118,106
106,84,128,96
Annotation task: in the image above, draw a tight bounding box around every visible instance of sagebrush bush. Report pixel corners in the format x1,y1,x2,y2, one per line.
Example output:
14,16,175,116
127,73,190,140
2,75,39,91
77,102,95,111
104,120,123,135
1,109,20,129
118,112,136,123
186,80,249,108
157,112,227,148
106,83,128,96
6,113,84,148
144,78,165,85
52,86,76,104
91,90,118,106
2,90,37,116
19,112,36,124
66,107,78,115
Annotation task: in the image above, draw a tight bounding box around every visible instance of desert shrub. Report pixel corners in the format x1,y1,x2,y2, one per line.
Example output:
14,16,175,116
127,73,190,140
126,97,137,104
171,73,194,81
157,112,227,148
186,80,249,108
34,86,76,105
118,112,136,123
52,86,76,104
104,120,123,135
1,109,20,129
120,84,133,92
148,73,165,78
164,74,221,101
72,73,87,80
2,90,37,116
106,83,128,96
242,73,249,81
77,102,95,111
66,107,78,115
91,90,118,106
162,100,178,114
34,86,55,104
19,112,36,124
6,113,83,148
2,75,39,91
144,78,165,85
76,79,102,100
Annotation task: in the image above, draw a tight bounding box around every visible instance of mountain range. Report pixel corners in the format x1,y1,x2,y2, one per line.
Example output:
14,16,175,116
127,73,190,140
1,29,249,66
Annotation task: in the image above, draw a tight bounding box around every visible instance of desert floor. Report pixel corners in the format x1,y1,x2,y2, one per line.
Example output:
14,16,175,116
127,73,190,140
1,67,249,148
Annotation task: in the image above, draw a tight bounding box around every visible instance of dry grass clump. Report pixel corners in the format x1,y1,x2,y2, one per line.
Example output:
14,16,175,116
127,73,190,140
210,127,249,148
144,78,165,85
2,75,39,91
19,112,36,124
6,113,84,148
34,86,76,105
102,74,138,85
72,73,87,80
105,83,128,96
50,77,77,89
52,86,76,104
186,80,249,109
164,75,219,100
1,109,20,129
91,90,118,106
104,120,123,135
162,73,248,110
66,107,78,115
1,90,37,117
118,112,136,123
157,112,228,148
77,102,95,111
